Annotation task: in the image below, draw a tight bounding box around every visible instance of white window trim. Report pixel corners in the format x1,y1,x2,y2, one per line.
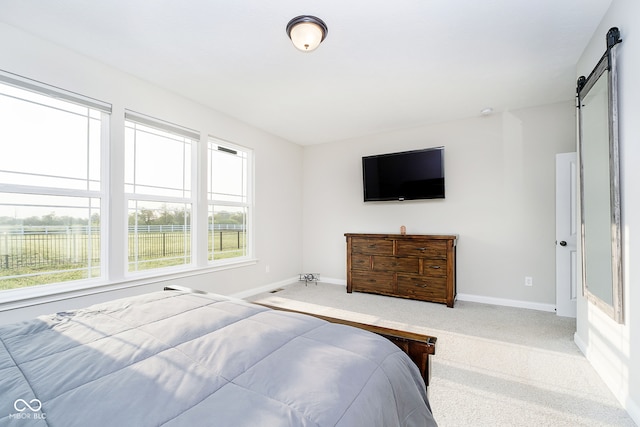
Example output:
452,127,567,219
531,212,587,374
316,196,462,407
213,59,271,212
207,137,255,264
0,74,110,302
0,259,259,311
0,74,259,311
124,111,198,276
0,69,111,113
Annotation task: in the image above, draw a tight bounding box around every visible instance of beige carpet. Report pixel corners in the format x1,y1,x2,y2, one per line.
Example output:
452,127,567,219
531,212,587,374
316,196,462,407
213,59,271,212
248,282,636,427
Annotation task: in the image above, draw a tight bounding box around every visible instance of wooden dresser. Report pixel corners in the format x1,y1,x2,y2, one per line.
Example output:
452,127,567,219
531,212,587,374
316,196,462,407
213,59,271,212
345,233,458,307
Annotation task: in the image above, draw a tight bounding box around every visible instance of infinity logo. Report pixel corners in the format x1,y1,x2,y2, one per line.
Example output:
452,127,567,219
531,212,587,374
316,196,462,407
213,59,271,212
14,399,42,412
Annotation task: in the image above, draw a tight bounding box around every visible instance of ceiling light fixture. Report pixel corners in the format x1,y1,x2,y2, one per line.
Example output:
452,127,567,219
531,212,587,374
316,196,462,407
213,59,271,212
286,15,328,52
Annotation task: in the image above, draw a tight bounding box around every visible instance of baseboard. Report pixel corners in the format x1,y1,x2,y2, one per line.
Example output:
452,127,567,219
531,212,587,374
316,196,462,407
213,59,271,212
626,396,640,427
230,276,298,299
456,293,556,312
237,282,556,312
233,276,348,299
237,281,555,313
574,331,640,426
316,277,346,286
573,331,587,355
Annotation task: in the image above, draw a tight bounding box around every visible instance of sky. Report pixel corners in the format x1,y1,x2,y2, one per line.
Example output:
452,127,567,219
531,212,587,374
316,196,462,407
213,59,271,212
1,80,248,223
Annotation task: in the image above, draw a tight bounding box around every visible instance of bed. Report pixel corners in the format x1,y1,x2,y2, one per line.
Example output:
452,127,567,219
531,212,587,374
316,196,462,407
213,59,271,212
0,289,437,426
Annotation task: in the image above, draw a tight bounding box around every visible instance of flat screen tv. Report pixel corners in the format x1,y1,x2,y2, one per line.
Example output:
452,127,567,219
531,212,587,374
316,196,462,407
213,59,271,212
362,147,445,202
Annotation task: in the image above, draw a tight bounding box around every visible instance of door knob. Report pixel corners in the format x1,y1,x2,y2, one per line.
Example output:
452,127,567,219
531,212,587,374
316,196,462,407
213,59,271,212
559,241,567,246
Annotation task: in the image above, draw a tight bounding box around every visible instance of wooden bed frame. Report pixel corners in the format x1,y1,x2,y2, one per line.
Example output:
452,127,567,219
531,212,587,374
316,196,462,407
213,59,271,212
164,286,437,391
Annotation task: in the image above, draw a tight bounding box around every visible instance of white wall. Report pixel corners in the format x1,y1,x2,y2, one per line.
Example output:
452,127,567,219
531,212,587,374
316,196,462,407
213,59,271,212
302,102,575,307
0,24,303,323
575,0,640,423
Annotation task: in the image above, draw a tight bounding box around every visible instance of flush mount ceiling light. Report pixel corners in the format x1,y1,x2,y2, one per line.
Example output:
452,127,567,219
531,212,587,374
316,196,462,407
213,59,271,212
286,15,328,52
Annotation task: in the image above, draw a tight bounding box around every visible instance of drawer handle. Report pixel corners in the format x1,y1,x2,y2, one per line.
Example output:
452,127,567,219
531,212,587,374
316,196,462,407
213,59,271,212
416,247,427,251
430,266,441,269
368,244,377,248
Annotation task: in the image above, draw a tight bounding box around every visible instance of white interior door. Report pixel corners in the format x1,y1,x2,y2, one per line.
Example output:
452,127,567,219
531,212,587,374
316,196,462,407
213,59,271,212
556,152,578,318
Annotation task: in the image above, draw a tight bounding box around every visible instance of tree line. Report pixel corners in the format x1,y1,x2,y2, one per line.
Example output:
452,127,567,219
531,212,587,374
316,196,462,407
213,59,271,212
0,209,244,227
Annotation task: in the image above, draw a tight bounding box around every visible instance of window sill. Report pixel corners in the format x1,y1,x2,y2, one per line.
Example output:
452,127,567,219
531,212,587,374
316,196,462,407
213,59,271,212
0,258,258,313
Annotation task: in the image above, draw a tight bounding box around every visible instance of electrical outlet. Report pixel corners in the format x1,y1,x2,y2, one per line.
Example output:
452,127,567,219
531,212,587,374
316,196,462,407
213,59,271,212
525,276,533,287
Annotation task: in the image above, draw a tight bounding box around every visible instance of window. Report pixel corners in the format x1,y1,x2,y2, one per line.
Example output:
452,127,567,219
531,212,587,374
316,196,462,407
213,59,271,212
208,139,252,262
125,112,197,273
0,73,109,291
0,72,255,299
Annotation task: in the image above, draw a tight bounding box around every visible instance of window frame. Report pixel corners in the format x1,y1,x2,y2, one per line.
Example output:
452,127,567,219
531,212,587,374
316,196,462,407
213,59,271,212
124,111,198,276
0,70,111,298
207,137,254,265
0,71,258,309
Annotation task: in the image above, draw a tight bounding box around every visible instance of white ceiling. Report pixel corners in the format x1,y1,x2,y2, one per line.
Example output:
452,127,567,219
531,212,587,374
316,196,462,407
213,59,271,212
0,0,611,145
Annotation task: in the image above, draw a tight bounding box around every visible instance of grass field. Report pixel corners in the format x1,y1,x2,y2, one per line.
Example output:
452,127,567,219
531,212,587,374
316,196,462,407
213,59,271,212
0,230,246,290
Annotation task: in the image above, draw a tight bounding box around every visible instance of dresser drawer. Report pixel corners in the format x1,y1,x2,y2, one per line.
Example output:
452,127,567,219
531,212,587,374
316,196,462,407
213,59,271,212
396,240,447,258
352,271,395,294
352,238,393,255
372,256,419,274
422,259,447,277
351,253,371,271
397,275,447,300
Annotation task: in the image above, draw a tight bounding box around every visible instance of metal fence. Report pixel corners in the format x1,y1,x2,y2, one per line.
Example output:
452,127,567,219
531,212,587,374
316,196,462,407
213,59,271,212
0,225,246,271
0,226,99,270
